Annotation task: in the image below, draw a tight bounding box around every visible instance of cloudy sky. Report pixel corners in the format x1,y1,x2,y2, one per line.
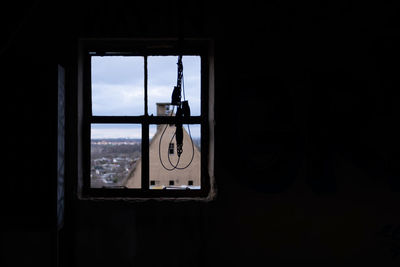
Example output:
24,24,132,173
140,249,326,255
90,56,201,139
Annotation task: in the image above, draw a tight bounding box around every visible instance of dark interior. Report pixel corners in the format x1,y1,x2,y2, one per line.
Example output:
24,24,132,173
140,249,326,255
2,1,400,266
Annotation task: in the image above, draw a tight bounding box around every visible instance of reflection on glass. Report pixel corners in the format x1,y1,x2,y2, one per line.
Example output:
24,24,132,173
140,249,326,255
149,123,201,190
91,56,144,116
148,56,201,116
90,124,141,188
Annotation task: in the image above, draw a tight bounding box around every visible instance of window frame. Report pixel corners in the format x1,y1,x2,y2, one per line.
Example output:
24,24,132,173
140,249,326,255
77,38,215,200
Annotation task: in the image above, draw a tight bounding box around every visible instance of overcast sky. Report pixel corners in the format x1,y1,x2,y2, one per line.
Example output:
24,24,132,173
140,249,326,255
90,56,201,139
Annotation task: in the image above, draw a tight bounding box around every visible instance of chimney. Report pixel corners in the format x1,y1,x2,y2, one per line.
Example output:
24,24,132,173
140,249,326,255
156,103,172,131
156,102,172,116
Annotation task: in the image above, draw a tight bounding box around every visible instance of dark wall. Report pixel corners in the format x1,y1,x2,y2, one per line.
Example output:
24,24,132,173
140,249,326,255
1,1,400,266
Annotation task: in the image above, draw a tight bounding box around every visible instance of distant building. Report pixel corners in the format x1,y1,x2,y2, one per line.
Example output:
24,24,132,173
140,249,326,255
124,103,201,189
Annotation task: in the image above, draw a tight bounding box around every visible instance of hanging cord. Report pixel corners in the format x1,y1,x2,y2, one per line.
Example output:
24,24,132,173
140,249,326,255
167,125,195,170
158,56,195,171
158,106,180,171
158,115,194,171
177,56,183,90
169,63,195,169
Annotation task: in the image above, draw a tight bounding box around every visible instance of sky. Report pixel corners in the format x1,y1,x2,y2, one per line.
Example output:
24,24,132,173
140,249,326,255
90,56,201,139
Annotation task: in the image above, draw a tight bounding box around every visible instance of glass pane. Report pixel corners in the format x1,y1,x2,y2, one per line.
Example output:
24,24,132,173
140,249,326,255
148,56,201,116
91,124,141,188
149,124,201,190
91,56,144,116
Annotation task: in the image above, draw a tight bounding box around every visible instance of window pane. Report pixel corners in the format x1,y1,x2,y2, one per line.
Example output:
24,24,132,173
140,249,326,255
91,56,144,116
148,124,201,190
91,124,141,188
148,56,201,116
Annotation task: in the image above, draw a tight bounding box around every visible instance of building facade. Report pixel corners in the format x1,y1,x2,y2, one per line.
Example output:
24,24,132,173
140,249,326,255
124,103,201,189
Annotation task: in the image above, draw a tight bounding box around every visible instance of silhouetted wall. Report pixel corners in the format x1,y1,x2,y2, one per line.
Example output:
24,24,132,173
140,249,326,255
1,1,400,266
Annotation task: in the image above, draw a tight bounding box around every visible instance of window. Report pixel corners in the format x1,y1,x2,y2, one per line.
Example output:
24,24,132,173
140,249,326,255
169,143,175,155
78,39,215,199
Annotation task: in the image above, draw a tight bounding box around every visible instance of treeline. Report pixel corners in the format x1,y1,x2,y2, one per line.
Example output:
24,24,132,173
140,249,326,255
92,143,141,154
91,138,141,143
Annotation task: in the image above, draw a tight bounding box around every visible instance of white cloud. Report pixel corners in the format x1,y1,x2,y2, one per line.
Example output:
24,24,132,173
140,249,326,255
92,83,144,115
92,56,144,85
91,55,201,116
90,56,202,140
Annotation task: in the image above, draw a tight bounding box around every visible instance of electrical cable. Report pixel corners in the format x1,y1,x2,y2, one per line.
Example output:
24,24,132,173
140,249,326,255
167,125,195,170
158,107,180,171
178,64,196,169
158,111,195,171
158,55,196,171
173,57,195,169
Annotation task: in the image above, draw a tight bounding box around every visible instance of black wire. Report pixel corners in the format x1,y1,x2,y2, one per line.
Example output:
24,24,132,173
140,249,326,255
158,107,179,171
166,132,180,169
169,56,195,169
158,56,195,171
177,56,183,90
167,124,195,170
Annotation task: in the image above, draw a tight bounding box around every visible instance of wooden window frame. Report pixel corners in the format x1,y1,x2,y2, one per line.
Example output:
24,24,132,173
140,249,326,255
77,38,215,200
